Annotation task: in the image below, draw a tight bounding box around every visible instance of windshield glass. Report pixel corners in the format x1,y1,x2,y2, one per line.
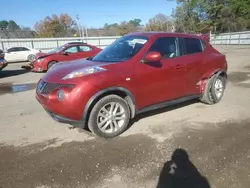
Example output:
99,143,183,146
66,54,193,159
48,45,66,54
91,35,148,62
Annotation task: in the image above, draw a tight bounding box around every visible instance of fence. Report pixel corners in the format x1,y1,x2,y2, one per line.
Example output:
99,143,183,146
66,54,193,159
1,31,250,52
210,31,250,45
0,36,121,52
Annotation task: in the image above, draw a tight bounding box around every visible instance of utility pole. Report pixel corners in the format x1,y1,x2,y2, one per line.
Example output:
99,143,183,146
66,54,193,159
76,14,82,38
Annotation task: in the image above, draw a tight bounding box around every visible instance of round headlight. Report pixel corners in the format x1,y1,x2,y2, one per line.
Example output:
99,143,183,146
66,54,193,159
57,90,65,101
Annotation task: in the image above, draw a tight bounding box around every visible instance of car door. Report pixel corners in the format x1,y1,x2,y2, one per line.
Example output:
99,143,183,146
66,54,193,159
78,45,95,59
5,47,21,62
18,47,30,61
181,37,206,95
135,36,188,108
61,45,80,61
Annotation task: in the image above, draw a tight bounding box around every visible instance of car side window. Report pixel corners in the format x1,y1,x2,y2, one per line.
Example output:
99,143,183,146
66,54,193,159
7,47,18,52
19,47,30,51
79,45,92,52
64,46,78,53
148,37,180,59
183,38,203,54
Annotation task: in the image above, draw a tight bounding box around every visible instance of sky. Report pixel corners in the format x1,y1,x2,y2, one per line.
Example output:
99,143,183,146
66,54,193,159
0,0,176,29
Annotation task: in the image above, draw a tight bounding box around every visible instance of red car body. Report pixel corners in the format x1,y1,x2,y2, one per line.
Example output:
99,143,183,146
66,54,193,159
36,32,227,138
30,42,102,72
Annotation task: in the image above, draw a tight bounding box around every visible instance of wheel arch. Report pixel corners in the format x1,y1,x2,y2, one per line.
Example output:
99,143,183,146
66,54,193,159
199,69,227,93
82,87,136,127
201,68,227,81
47,60,58,70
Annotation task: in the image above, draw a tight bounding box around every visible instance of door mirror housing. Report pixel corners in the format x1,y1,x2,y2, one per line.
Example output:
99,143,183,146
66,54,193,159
142,51,161,63
61,51,69,55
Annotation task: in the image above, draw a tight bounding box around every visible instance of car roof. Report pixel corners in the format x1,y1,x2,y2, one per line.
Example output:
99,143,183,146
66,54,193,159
126,32,204,39
64,42,88,46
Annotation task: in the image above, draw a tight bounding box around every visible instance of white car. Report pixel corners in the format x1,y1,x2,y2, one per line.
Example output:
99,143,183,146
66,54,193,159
4,47,41,63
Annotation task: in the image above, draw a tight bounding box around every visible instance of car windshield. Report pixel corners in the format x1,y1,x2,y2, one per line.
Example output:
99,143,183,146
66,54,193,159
91,35,148,62
49,45,66,54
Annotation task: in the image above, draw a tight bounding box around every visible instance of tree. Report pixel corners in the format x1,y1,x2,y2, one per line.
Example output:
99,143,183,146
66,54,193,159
116,21,138,35
146,13,174,32
34,13,76,37
129,19,142,27
7,20,20,31
0,20,8,30
172,0,250,33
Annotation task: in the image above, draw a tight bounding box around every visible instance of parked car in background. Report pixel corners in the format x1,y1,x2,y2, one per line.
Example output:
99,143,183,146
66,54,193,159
25,42,102,72
36,32,228,138
0,50,8,72
0,50,4,59
0,58,8,72
4,47,40,63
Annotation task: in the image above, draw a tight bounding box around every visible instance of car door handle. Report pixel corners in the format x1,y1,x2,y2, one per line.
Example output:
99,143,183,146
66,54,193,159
175,64,185,70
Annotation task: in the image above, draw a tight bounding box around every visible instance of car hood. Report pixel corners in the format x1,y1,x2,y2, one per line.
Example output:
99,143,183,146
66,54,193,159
42,58,113,82
36,52,56,59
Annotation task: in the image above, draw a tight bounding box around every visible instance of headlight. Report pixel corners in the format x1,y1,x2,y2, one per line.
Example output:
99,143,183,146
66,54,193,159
62,66,106,80
57,90,65,101
37,58,44,63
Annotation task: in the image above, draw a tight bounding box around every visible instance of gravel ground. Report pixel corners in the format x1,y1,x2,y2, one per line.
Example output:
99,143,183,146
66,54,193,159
0,45,250,188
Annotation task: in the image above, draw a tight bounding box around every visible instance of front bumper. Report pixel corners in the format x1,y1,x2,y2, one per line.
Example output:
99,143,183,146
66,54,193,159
45,109,83,127
21,62,44,72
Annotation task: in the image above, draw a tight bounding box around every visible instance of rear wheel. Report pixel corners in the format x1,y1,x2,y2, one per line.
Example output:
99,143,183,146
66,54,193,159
27,54,36,62
47,61,57,70
200,74,226,105
88,95,131,138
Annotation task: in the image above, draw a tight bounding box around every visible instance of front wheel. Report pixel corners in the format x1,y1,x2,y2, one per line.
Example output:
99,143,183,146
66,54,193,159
88,95,131,138
27,54,36,62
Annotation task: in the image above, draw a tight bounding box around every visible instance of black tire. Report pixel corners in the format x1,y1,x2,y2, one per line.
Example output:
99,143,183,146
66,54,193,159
47,61,57,70
27,54,36,62
88,95,131,138
200,74,226,105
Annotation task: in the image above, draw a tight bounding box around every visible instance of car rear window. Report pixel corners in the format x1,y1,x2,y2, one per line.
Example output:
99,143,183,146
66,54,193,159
183,38,203,54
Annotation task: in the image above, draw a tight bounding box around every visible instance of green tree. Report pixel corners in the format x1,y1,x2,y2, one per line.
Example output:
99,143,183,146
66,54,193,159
129,19,142,27
7,20,20,31
172,0,250,33
0,20,8,30
116,21,138,35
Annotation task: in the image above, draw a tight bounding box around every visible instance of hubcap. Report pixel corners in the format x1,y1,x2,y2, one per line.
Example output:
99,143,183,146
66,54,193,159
97,102,126,134
214,78,224,99
29,55,35,62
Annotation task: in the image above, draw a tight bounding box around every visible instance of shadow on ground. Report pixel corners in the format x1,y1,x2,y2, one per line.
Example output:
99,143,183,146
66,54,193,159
0,69,29,78
156,148,210,188
127,99,199,131
0,82,37,95
228,71,250,88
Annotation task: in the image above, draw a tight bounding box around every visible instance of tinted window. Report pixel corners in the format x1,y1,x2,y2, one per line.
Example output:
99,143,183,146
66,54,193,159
64,46,78,53
7,47,19,52
79,45,92,52
18,47,29,51
149,37,179,59
183,38,203,54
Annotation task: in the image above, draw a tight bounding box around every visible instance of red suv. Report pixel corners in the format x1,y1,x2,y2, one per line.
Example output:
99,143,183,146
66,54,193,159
36,32,227,138
28,42,101,72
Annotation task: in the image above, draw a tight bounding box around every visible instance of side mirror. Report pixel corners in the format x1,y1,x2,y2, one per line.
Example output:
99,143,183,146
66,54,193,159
62,51,68,55
142,51,161,63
